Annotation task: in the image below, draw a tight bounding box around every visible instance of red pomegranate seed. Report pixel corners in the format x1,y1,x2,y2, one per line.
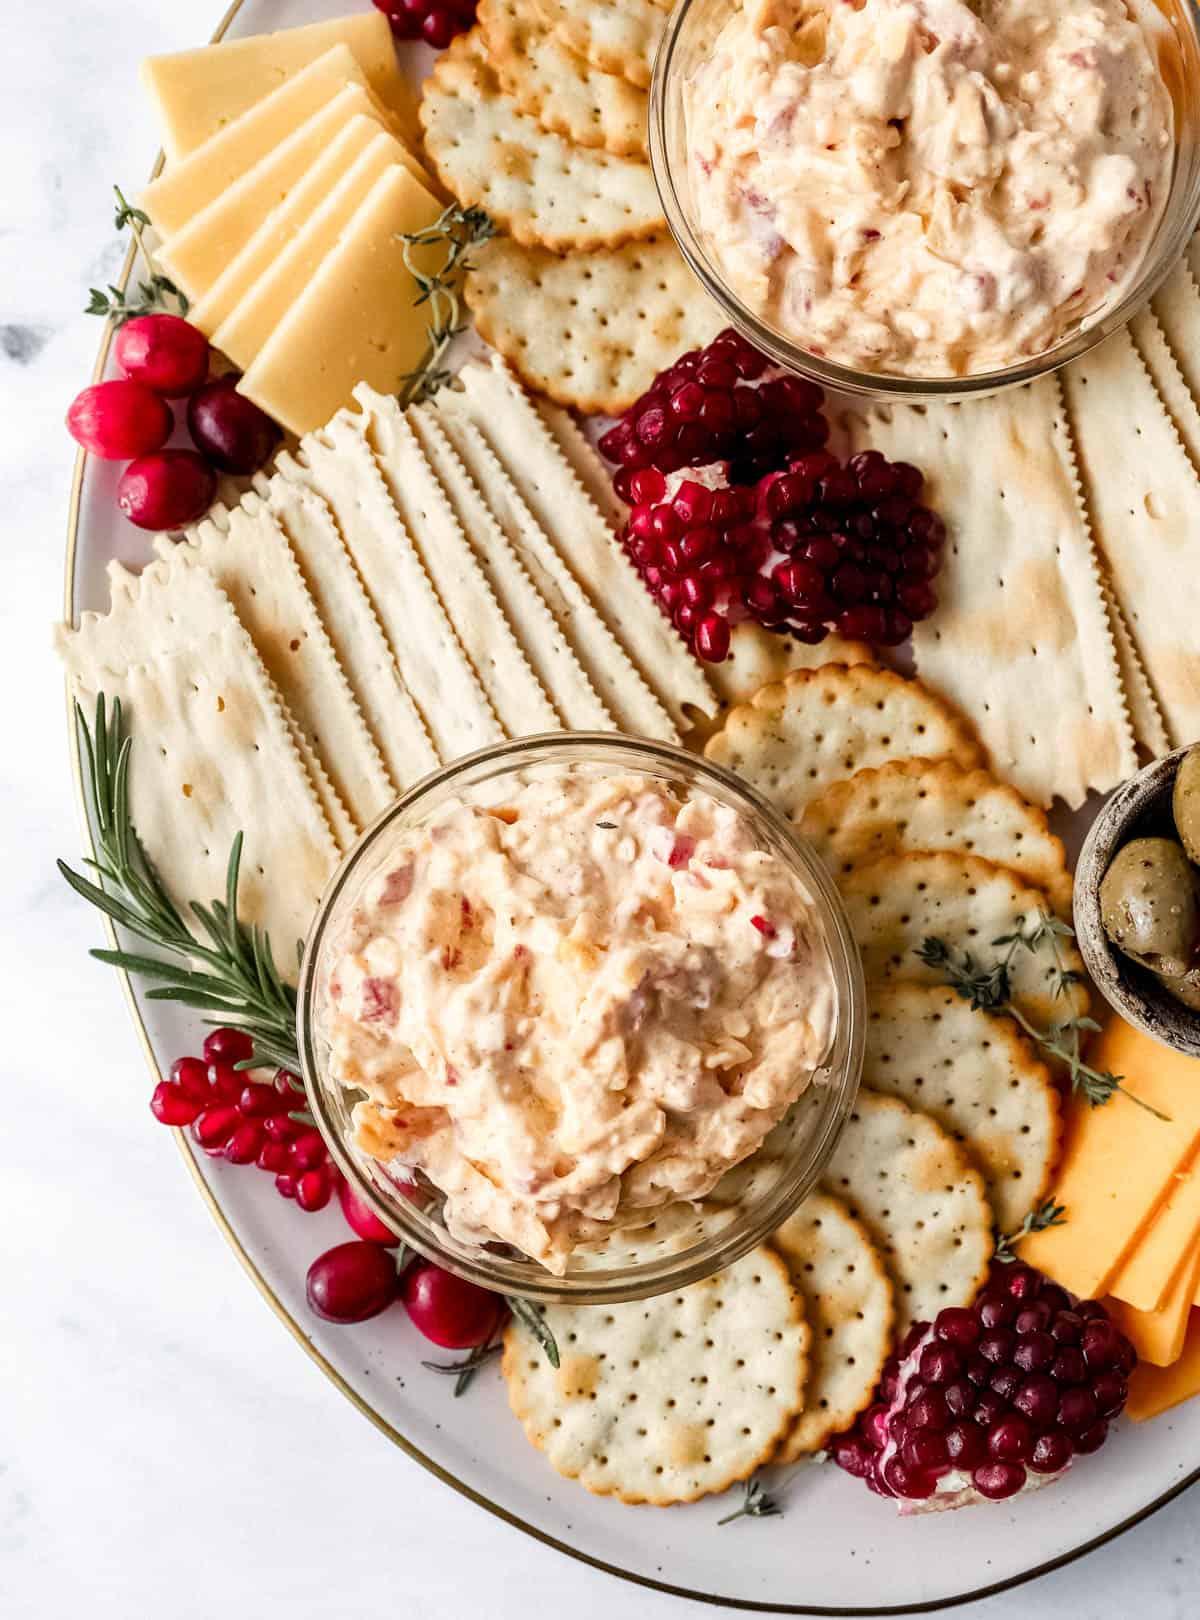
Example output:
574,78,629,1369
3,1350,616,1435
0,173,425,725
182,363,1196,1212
296,1168,334,1212
264,1112,303,1143
1013,1330,1056,1372
944,1421,986,1469
935,1307,981,1349
979,1328,1016,1364
862,1402,891,1451
225,1121,265,1165
237,1081,278,1117
203,1026,255,1066
257,1141,289,1174
987,1415,1032,1462
1081,1319,1124,1371
290,1130,328,1172
1073,1419,1109,1455
973,1391,1007,1429
695,614,730,662
1030,1431,1073,1474
192,1105,240,1150
918,1342,961,1385
972,1461,1026,1501
275,1173,298,1199
1053,1348,1088,1385
1091,1370,1128,1416
1013,1373,1059,1426
989,1368,1022,1403
944,1378,974,1416
207,1062,244,1103
881,1457,937,1500
170,1056,212,1102
150,1081,201,1126
978,1292,1016,1328
902,1429,949,1473
1059,1387,1098,1434
832,1435,876,1479
629,467,665,503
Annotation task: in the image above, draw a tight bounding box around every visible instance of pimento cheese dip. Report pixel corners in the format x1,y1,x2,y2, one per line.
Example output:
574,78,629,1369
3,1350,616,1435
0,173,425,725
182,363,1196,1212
686,0,1172,376
321,772,837,1273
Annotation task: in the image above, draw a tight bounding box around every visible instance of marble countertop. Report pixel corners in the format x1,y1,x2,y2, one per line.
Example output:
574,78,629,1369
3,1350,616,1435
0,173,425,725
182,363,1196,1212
2,3,1197,1616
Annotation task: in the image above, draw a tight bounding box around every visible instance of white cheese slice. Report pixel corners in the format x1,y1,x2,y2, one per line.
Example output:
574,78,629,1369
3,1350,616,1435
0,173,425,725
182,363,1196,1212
141,44,368,238
141,11,420,162
157,85,384,304
206,131,419,366
236,163,445,438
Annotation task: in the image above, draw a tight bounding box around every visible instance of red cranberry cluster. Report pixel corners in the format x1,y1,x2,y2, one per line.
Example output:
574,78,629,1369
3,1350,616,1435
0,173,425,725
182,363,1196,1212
598,330,946,661
372,0,477,49
150,1027,338,1212
832,1264,1136,1507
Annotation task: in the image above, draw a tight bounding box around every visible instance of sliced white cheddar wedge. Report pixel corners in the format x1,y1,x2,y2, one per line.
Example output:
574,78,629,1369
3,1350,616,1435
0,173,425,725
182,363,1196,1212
354,387,559,738
210,133,412,369
157,86,383,304
408,403,614,732
275,418,502,760
237,165,445,437
141,46,368,238
141,12,420,162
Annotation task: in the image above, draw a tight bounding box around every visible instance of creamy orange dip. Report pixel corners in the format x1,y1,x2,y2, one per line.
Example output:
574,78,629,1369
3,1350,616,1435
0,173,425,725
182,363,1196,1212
321,773,837,1273
686,0,1172,376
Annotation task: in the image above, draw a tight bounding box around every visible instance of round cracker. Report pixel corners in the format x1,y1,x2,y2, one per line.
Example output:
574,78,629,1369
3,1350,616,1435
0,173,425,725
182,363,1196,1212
467,234,725,415
419,29,663,254
533,0,666,90
798,759,1072,918
502,1242,809,1504
771,1191,895,1459
820,1089,993,1334
480,0,649,157
864,982,1062,1232
703,664,983,819
838,850,1090,1027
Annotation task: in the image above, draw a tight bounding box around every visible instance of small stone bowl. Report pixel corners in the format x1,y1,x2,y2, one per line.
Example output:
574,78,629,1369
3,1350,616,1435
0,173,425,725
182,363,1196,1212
1075,748,1200,1058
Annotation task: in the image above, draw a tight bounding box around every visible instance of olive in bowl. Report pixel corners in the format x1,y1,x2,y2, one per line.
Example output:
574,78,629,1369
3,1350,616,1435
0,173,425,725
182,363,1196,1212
1076,743,1200,1056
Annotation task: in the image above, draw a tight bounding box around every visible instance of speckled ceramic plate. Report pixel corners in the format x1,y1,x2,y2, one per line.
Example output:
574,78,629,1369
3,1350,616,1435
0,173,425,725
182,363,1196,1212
62,0,1200,1609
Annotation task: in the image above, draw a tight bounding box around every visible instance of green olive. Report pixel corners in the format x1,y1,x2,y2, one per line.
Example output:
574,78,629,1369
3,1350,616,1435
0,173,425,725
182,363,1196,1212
1099,836,1200,979
1172,745,1200,865
1159,968,1200,1013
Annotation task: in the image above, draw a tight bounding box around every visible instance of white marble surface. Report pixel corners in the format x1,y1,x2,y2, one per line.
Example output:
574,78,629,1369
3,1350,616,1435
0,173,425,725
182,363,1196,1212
2,4,1199,1616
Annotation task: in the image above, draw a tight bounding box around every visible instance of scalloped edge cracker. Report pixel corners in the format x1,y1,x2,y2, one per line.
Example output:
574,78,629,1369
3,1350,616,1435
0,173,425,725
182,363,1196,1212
56,556,339,963
772,1192,895,1458
839,375,1135,808
531,396,629,531
440,355,715,728
704,664,982,819
533,0,665,89
480,0,649,157
1102,577,1170,756
465,234,726,415
839,851,1089,1027
502,1241,808,1503
418,28,663,252
1061,325,1200,749
863,982,1061,1232
799,759,1072,917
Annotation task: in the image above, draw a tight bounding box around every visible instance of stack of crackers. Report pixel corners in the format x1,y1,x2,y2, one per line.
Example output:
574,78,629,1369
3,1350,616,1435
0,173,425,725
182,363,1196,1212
503,659,1074,1504
418,1,725,412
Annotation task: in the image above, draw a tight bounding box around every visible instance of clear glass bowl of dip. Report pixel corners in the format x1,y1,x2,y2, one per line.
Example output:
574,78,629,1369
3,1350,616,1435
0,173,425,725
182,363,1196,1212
298,733,865,1305
650,0,1200,401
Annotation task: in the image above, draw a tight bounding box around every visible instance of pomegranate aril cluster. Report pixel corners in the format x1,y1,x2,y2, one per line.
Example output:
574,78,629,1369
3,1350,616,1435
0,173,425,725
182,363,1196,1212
150,1027,338,1212
832,1263,1136,1509
372,0,477,49
600,329,945,661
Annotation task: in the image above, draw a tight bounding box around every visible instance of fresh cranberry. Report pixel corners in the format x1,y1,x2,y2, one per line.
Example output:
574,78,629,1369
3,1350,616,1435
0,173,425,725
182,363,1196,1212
187,377,279,476
117,450,216,530
114,314,209,396
401,1262,506,1349
338,1177,398,1243
67,380,172,459
306,1241,401,1323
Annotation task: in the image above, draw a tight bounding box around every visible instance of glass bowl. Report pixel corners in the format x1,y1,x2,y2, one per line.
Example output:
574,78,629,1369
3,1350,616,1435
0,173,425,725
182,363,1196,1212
650,0,1200,401
298,733,865,1305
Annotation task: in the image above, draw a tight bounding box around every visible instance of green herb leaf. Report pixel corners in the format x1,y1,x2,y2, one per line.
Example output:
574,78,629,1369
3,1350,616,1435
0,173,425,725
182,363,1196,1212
994,1198,1067,1264
507,1296,560,1368
395,204,496,407
86,185,189,323
717,1476,781,1526
421,1337,503,1397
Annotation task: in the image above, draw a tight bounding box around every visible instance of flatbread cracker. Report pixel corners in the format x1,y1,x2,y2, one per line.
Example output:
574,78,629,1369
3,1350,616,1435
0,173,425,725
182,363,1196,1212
352,385,560,739
440,356,716,728
839,375,1135,808
703,664,982,819
165,506,395,835
532,397,629,531
274,415,503,761
465,234,726,415
772,1192,895,1458
480,0,649,157
863,982,1061,1232
533,0,665,89
1149,257,1200,446
57,559,339,963
418,29,663,252
838,851,1090,1027
407,405,614,730
1061,325,1200,748
1131,302,1200,480
798,759,1072,918
818,1090,993,1333
1102,577,1170,757
502,1241,808,1503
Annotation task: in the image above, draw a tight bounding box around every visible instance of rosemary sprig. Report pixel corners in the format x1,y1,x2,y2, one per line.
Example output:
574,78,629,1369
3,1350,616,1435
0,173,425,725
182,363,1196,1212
994,1198,1067,1264
916,917,1167,1120
717,1476,782,1527
507,1296,561,1368
421,1336,503,1397
58,696,300,1073
85,185,189,324
396,203,496,406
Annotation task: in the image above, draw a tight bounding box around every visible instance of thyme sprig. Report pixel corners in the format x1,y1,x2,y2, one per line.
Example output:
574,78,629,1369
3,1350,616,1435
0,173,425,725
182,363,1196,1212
421,1336,503,1397
396,203,496,406
507,1297,561,1368
717,1476,782,1526
916,917,1167,1120
994,1198,1067,1264
86,185,189,324
58,696,300,1073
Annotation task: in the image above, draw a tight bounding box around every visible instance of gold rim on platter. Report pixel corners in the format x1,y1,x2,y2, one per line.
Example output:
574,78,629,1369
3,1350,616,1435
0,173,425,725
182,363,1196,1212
59,1,1200,1609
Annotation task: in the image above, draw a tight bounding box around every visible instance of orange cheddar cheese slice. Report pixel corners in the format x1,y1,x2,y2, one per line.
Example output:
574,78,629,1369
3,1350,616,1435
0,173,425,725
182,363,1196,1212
1020,1016,1200,1300
1109,1144,1200,1313
1127,1310,1200,1420
1107,1241,1200,1367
